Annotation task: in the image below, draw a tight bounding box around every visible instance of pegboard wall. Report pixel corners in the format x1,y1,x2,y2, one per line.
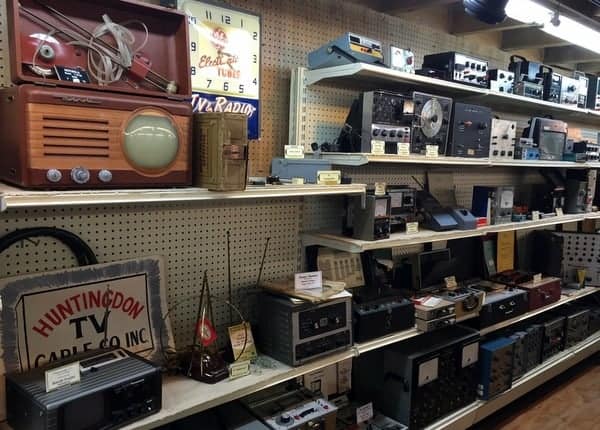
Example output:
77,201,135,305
0,200,302,348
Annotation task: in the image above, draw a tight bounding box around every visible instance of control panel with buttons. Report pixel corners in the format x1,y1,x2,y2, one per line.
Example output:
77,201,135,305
478,337,515,400
488,69,514,93
490,119,517,161
243,384,338,430
422,51,489,88
560,76,580,106
446,102,492,158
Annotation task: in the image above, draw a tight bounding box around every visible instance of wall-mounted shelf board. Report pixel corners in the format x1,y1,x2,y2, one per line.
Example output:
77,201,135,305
303,64,600,125
0,183,367,212
121,350,356,430
0,284,572,430
425,331,600,430
303,213,593,253
319,153,591,169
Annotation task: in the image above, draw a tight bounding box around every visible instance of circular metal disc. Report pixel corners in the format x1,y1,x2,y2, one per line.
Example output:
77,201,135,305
420,98,443,138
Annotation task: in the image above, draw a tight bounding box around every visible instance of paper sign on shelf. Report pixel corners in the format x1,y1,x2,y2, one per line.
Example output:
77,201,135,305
426,145,439,158
356,402,374,424
374,183,386,196
295,271,323,291
371,140,385,155
398,142,410,156
45,362,80,392
532,211,540,221
406,222,419,234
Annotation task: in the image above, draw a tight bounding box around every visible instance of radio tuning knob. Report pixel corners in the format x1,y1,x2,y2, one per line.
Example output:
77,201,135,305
71,167,90,184
46,169,62,183
98,169,113,183
278,414,293,425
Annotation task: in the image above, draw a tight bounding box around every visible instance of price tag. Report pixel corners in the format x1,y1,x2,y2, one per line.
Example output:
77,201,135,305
426,145,439,158
556,207,564,216
356,402,374,424
371,140,385,155
228,360,251,380
45,362,80,392
532,211,540,221
397,142,410,156
316,170,341,185
406,222,419,234
284,145,305,159
533,273,543,284
291,177,305,185
295,271,323,291
444,275,458,290
374,182,386,196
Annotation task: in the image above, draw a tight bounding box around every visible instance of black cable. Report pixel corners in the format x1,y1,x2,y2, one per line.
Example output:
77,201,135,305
0,227,98,266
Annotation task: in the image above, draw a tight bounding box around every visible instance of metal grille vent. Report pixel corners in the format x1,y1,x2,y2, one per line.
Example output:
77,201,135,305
42,115,110,158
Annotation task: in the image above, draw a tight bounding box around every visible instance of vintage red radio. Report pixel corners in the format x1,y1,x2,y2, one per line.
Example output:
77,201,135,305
5,0,191,99
0,85,191,188
518,277,562,311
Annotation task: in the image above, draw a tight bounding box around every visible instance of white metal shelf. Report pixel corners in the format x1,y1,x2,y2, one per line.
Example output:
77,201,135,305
303,64,600,125
319,153,592,169
0,183,367,212
425,331,600,430
116,287,596,430
303,213,592,253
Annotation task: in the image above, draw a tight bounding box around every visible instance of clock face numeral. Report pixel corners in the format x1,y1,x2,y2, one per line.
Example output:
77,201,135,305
184,1,260,99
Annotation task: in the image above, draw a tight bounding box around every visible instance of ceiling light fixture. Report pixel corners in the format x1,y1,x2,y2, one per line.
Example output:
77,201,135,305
505,0,600,55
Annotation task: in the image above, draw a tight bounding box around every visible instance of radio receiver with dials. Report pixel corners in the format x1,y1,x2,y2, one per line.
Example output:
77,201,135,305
490,119,517,160
0,85,191,188
410,92,453,155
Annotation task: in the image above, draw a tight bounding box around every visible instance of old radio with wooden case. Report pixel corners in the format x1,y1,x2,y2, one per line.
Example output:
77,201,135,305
0,85,191,188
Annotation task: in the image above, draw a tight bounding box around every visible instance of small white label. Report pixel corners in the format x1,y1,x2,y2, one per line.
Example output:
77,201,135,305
533,273,543,284
371,140,385,155
45,362,80,392
532,211,540,221
397,142,410,156
295,271,323,291
284,145,304,159
291,177,305,185
406,222,419,234
356,402,374,424
445,275,458,289
374,182,386,196
316,170,341,185
229,360,251,380
426,145,439,158
556,207,564,216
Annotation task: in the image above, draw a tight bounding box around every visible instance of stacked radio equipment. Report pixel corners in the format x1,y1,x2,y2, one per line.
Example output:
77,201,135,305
477,337,515,400
487,69,514,93
355,326,480,429
446,103,492,158
509,55,544,99
1,0,192,189
489,119,517,160
419,52,488,88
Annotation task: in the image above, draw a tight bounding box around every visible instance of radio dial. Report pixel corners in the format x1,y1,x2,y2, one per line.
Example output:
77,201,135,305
46,169,62,183
71,167,90,184
98,169,113,183
278,414,293,425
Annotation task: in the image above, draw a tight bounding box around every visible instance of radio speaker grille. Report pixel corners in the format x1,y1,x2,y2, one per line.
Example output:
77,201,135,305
42,115,110,158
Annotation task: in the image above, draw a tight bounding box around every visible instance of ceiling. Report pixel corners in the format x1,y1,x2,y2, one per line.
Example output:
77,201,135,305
350,0,600,74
